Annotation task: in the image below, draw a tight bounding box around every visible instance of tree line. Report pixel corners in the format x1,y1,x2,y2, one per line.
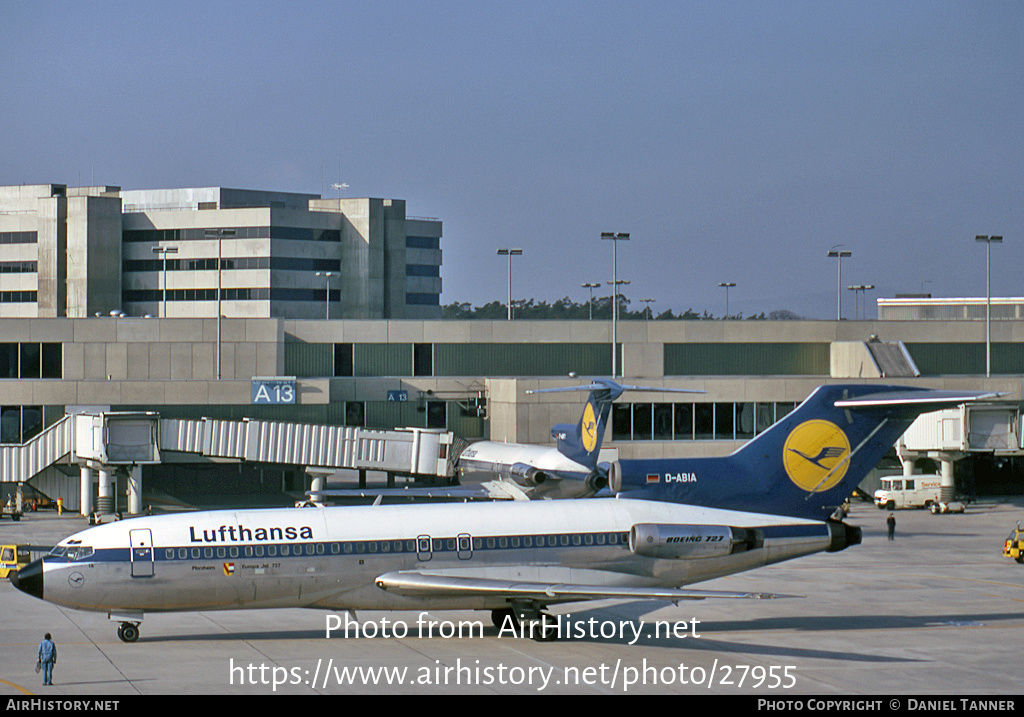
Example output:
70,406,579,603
442,295,802,321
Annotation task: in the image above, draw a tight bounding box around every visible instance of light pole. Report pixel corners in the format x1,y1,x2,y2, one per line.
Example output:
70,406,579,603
151,245,178,318
206,229,235,379
641,298,655,320
581,282,600,320
601,232,629,377
846,284,875,320
496,248,522,320
718,282,736,318
976,235,1003,376
827,247,852,320
315,271,336,321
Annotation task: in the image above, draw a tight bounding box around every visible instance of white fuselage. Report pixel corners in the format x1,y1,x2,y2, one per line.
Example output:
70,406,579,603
34,497,831,615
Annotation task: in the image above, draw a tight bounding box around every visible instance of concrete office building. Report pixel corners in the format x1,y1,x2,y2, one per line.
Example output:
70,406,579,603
0,183,442,322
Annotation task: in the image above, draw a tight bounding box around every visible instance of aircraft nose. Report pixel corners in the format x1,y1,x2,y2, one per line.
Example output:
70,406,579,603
10,558,43,600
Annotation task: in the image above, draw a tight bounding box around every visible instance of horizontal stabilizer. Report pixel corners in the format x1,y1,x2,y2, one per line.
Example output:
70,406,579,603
526,381,703,397
834,389,1001,409
374,570,795,601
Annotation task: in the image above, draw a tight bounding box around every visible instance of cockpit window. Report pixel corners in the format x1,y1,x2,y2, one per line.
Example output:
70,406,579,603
48,546,67,557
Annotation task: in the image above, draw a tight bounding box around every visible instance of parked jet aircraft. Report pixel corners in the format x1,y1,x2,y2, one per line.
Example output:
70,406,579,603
10,384,989,643
313,379,699,502
456,379,699,499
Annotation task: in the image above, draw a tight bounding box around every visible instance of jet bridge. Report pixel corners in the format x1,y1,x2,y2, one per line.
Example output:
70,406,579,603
0,412,455,516
898,402,1022,500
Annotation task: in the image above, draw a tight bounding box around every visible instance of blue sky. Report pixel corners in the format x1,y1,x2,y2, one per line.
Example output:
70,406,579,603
3,1,1022,319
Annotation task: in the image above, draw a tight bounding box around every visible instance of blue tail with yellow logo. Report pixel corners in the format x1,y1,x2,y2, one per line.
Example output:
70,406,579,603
609,384,996,520
548,379,624,469
532,379,703,472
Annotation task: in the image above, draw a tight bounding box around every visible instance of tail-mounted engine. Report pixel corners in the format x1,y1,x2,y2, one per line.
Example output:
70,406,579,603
826,521,862,552
509,463,550,487
629,524,763,560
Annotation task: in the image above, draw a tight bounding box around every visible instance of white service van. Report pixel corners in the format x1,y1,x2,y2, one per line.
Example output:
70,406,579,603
874,475,942,510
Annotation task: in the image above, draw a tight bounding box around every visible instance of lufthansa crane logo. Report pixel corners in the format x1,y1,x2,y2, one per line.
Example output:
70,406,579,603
782,420,851,492
581,402,599,454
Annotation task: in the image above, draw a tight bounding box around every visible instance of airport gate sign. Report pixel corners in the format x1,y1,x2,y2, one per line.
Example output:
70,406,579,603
252,377,297,405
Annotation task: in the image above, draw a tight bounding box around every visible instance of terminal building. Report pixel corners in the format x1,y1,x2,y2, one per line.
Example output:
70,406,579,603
0,183,442,321
1,183,1022,514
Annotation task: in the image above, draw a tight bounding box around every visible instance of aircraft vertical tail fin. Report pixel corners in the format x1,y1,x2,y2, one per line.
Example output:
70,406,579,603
529,379,703,470
611,384,1000,519
548,381,622,469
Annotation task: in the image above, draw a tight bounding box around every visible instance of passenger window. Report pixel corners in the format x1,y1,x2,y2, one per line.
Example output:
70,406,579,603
906,480,915,490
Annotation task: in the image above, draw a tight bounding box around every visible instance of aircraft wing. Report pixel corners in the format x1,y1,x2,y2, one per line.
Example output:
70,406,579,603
374,570,792,602
308,481,532,502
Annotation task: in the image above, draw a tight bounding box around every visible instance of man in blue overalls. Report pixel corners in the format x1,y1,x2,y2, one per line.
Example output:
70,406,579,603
38,633,56,686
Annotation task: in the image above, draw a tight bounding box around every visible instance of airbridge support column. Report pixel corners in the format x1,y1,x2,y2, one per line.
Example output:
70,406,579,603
939,452,956,503
127,465,142,515
80,465,94,517
97,467,114,514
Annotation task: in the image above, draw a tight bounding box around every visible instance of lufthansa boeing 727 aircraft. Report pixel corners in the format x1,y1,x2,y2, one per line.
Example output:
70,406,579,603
10,384,991,642
453,379,700,498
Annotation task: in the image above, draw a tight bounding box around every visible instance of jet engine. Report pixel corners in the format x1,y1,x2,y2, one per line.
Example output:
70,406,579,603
629,523,763,560
509,463,550,487
826,521,862,552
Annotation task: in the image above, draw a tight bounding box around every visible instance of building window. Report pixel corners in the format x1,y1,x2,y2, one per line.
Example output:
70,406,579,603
0,232,37,244
612,404,631,441
406,236,439,250
406,264,440,277
0,261,37,273
345,401,364,427
0,343,61,379
0,405,43,444
334,344,354,377
426,401,446,429
608,401,798,443
692,404,713,440
413,344,432,377
0,291,37,303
